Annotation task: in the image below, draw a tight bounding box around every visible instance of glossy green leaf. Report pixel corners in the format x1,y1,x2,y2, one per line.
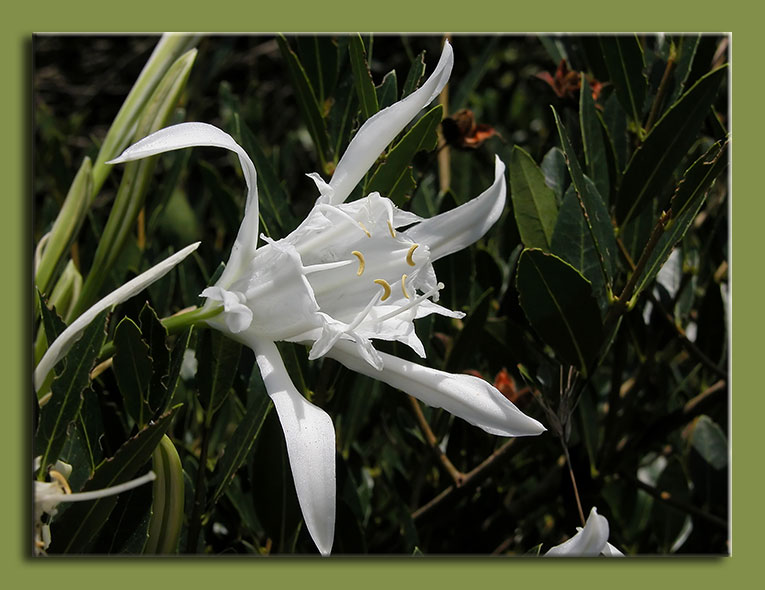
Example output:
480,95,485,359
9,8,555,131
509,146,559,250
401,50,426,98
277,36,332,172
145,435,185,553
295,36,338,105
516,249,603,375
366,104,442,206
615,66,727,226
580,75,610,200
601,92,628,174
139,303,170,414
670,139,729,221
551,186,608,313
349,35,379,122
113,317,152,427
600,36,647,125
668,35,701,105
165,327,193,410
540,146,568,204
552,108,617,293
209,367,273,507
197,329,242,417
36,309,109,475
688,415,727,470
49,406,179,553
377,70,398,109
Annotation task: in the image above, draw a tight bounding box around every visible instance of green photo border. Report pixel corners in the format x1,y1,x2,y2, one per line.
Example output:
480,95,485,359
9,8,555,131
3,2,751,588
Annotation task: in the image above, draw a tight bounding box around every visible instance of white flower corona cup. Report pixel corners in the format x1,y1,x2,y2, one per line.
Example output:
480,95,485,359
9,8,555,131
109,41,546,556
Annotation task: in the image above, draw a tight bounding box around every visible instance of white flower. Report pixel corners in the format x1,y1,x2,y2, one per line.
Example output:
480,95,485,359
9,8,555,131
34,456,156,555
545,507,624,556
109,41,546,556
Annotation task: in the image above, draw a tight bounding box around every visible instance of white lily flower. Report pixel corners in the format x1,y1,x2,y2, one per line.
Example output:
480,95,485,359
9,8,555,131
33,456,156,555
545,507,624,556
109,41,545,556
34,242,200,392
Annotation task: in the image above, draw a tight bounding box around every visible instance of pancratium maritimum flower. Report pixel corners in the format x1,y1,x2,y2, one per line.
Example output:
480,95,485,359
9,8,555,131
34,457,156,555
545,507,624,556
109,41,545,556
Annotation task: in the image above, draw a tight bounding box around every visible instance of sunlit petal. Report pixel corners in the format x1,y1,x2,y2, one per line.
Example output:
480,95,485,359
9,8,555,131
545,507,613,556
249,337,336,556
34,242,200,391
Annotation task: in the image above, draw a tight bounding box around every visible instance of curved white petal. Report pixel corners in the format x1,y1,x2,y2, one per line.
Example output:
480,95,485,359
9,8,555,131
407,156,506,262
108,122,259,287
545,507,611,556
34,242,200,392
327,340,545,437
249,337,336,556
326,41,453,205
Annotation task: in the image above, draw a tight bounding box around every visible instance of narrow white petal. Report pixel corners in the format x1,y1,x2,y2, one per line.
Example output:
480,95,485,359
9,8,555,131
34,242,200,392
601,542,624,556
545,507,611,556
406,156,506,262
327,340,545,437
327,41,453,204
249,337,336,556
108,122,259,287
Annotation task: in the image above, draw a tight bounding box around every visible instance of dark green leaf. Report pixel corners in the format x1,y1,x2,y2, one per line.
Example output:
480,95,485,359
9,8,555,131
449,37,500,111
670,139,728,221
376,70,398,109
580,75,610,200
50,406,180,553
509,146,559,250
601,92,628,174
551,186,608,313
445,288,493,372
139,303,170,414
209,367,273,507
89,479,152,554
651,457,691,552
668,35,701,104
552,108,618,293
599,36,647,125
401,51,426,98
295,36,338,105
688,415,727,470
615,66,727,226
36,309,109,474
197,329,242,416
165,326,193,410
276,36,332,171
540,147,568,204
38,290,67,347
366,104,442,206
113,317,152,427
349,35,379,122
516,249,603,375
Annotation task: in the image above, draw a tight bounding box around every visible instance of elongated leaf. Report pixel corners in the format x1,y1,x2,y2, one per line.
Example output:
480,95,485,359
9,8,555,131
377,70,398,109
197,329,242,416
49,406,179,553
277,36,332,171
615,66,727,226
145,435,185,553
38,290,67,348
450,37,500,111
668,35,701,104
366,104,442,206
209,369,273,507
541,146,568,204
600,36,647,125
36,309,109,474
509,146,559,250
670,139,729,221
688,415,728,470
401,51,426,98
551,186,608,313
516,249,603,375
113,317,152,427
139,303,170,414
580,75,610,200
165,327,193,410
296,36,338,105
601,92,628,174
349,35,379,122
553,108,617,293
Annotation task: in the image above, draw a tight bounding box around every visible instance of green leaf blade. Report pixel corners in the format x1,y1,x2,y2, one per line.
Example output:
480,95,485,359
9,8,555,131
509,146,559,250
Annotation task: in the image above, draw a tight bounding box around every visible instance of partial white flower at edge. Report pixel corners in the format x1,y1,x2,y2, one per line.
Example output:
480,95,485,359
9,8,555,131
108,40,546,556
33,456,156,555
545,507,624,556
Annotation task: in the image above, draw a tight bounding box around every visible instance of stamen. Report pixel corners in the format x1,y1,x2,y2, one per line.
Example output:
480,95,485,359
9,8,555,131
303,259,353,275
387,220,397,238
401,274,410,299
48,470,71,495
351,251,365,276
406,244,419,266
374,279,392,301
359,221,372,238
377,282,445,323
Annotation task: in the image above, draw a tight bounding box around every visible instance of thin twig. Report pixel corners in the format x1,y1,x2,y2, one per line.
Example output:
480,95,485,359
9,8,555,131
561,442,586,526
408,395,465,486
644,52,677,133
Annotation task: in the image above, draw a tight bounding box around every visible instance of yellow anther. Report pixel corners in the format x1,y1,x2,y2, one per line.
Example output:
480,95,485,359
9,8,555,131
351,251,365,276
49,470,72,495
359,221,372,237
374,279,392,301
387,220,397,238
406,244,419,266
401,274,410,299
